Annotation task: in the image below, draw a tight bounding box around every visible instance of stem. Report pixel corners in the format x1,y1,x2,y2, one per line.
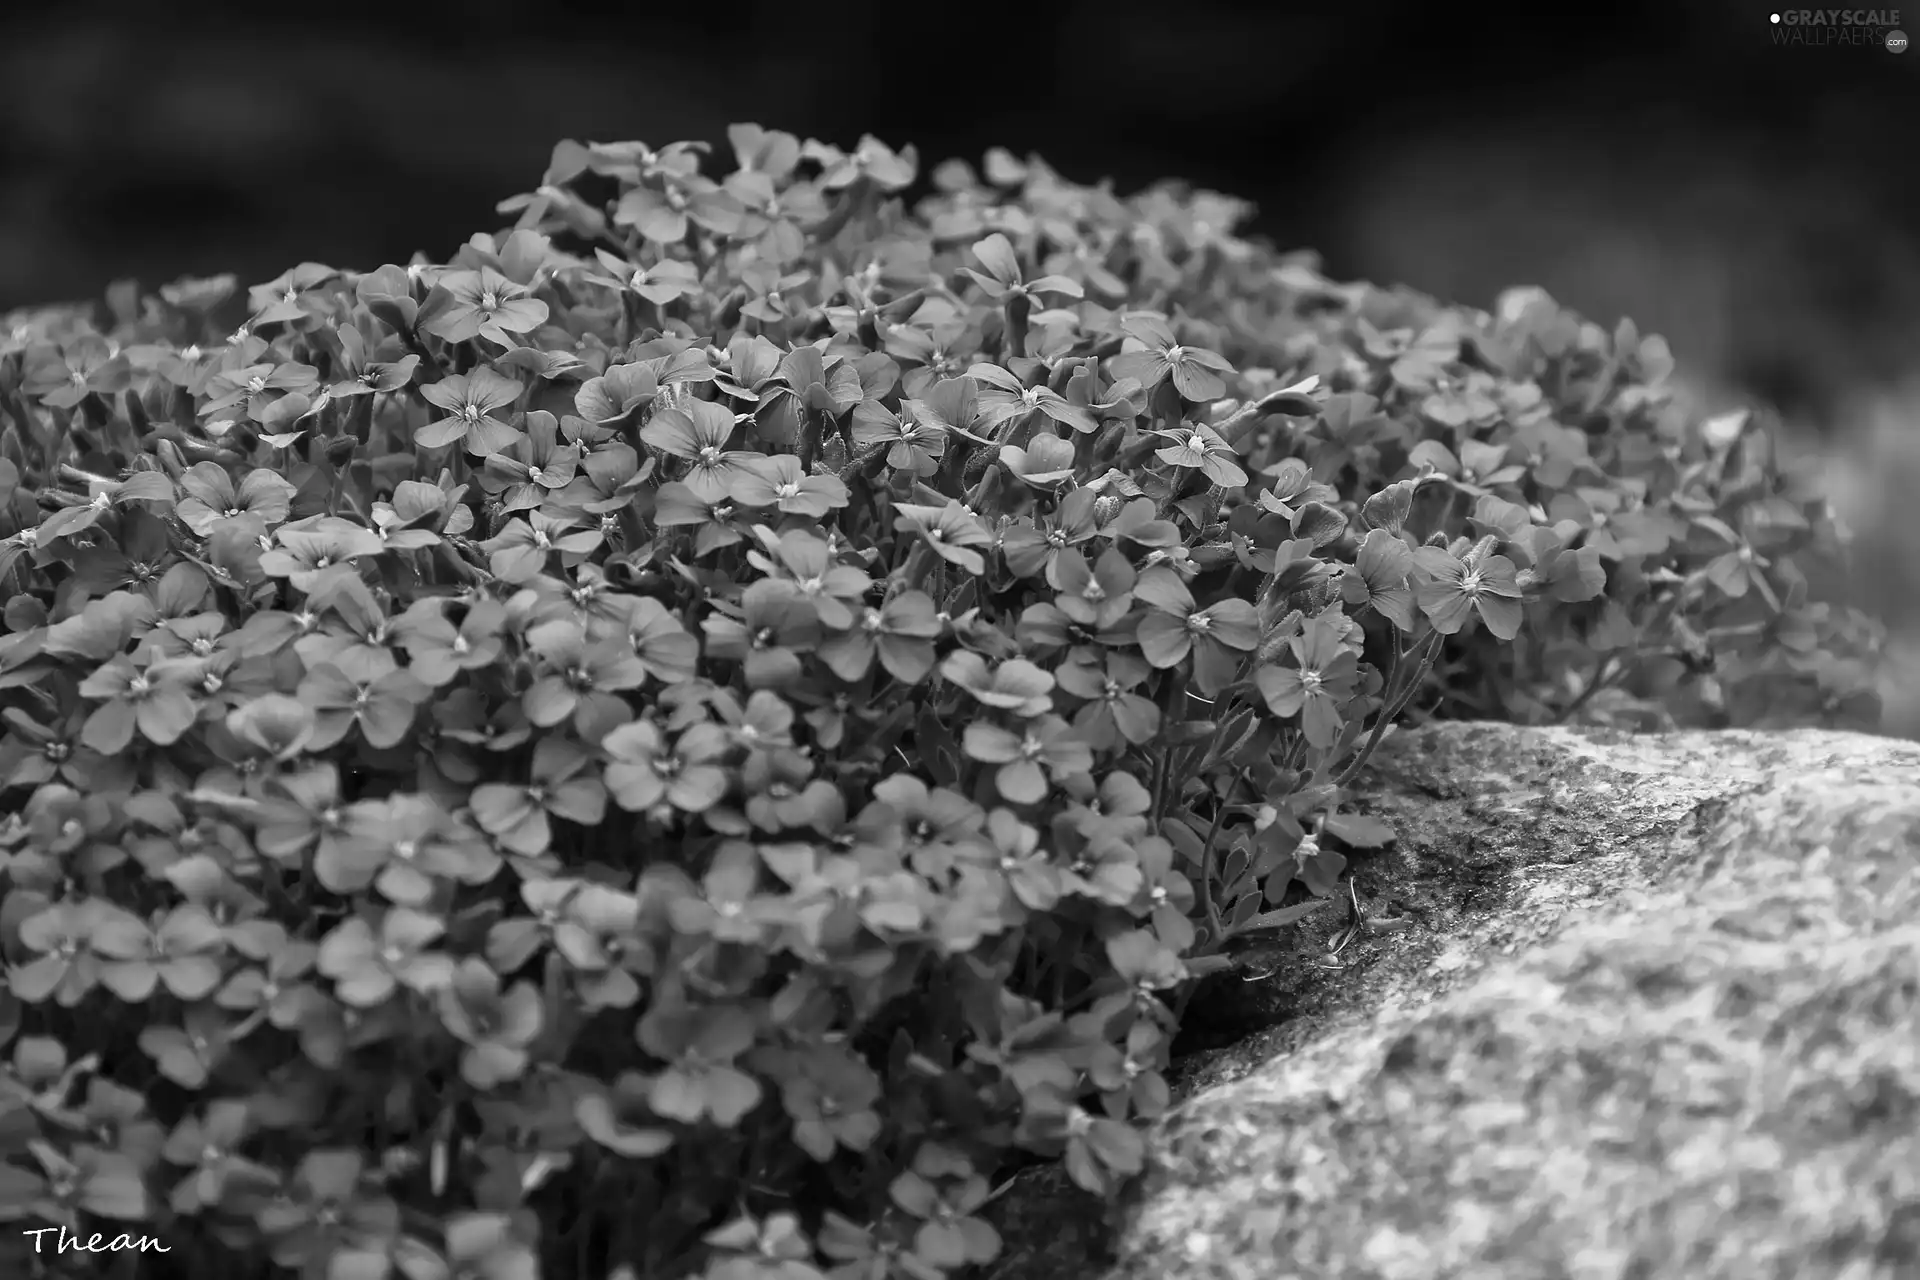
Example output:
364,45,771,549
1214,381,1320,452
1334,629,1441,788
1550,651,1621,725
1195,770,1247,945
891,540,933,599
1148,746,1169,823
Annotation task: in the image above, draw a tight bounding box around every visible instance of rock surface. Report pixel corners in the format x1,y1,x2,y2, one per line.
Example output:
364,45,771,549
984,720,1920,1280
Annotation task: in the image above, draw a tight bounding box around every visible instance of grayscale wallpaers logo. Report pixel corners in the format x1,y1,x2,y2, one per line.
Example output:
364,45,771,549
1769,8,1908,48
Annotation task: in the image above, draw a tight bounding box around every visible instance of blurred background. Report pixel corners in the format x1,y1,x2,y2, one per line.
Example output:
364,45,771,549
3,0,1916,723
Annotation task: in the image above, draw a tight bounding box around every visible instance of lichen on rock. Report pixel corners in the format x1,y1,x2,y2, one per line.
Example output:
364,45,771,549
987,721,1920,1280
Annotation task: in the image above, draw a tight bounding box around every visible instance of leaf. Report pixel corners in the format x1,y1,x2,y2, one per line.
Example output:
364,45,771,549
1296,845,1348,897
1233,898,1333,935
1292,501,1348,548
1228,890,1263,931
575,1094,675,1158
1322,814,1397,848
914,707,964,789
1218,844,1249,894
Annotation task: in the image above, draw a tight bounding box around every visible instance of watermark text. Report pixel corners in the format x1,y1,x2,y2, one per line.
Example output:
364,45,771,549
22,1227,172,1255
1769,9,1907,48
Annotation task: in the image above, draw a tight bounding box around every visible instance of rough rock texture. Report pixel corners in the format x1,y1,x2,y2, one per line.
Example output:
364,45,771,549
983,721,1920,1280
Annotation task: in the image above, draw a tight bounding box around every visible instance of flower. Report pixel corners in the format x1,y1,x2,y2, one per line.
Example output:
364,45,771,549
250,1149,400,1273
468,736,608,857
521,618,651,734
416,366,528,454
174,461,295,536
960,233,1086,306
1000,489,1102,584
637,1002,764,1126
75,655,199,754
641,398,763,503
0,1139,147,1228
481,410,581,512
1414,544,1525,639
423,267,550,347
1255,613,1362,747
730,454,850,519
1151,423,1247,488
1053,651,1159,749
1108,312,1235,402
297,648,432,750
256,514,386,591
816,589,940,684
319,793,497,903
961,714,1093,804
849,399,947,475
436,957,544,1089
317,908,455,1007
602,717,730,814
939,651,1054,716
1133,573,1259,695
1341,528,1418,630
887,1161,1001,1270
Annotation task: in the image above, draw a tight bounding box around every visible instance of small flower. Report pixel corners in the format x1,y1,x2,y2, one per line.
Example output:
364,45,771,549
247,262,336,326
423,266,550,346
1108,312,1236,402
1342,528,1418,631
75,654,200,754
701,579,822,689
480,509,603,582
1414,544,1525,639
1000,489,1102,583
816,589,940,684
1255,613,1362,747
436,958,544,1089
11,899,142,1006
849,399,947,474
320,793,497,903
744,527,871,630
297,648,432,750
887,1161,1001,1271
396,596,509,688
256,515,387,591
163,1099,275,1215
481,410,581,512
0,1139,147,1229
1151,422,1247,488
468,736,608,857
640,397,763,503
1133,573,1259,694
939,651,1054,716
174,461,296,535
91,902,228,1002
999,431,1078,487
1053,651,1159,749
251,1149,400,1273
601,718,730,815
416,366,527,454
959,232,1086,305
728,453,850,519
317,908,455,1007
639,1002,764,1127
962,714,1094,804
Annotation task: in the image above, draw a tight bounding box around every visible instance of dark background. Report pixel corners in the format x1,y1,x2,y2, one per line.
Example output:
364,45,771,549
3,0,1919,421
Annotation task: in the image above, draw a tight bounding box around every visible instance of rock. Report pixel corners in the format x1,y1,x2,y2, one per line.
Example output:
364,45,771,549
985,721,1920,1280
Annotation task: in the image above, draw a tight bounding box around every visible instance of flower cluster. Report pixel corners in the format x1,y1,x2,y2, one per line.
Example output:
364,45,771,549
0,125,1881,1280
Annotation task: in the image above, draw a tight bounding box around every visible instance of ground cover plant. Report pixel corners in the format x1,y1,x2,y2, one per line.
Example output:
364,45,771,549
0,126,1887,1280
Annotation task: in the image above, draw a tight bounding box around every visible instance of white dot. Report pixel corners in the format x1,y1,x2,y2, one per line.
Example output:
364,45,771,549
1770,11,1780,19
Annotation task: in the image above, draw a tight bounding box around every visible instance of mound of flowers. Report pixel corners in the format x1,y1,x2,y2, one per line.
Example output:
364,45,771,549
0,126,1882,1280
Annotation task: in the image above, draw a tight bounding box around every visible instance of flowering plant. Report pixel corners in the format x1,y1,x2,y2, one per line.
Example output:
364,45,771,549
0,125,1880,1280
